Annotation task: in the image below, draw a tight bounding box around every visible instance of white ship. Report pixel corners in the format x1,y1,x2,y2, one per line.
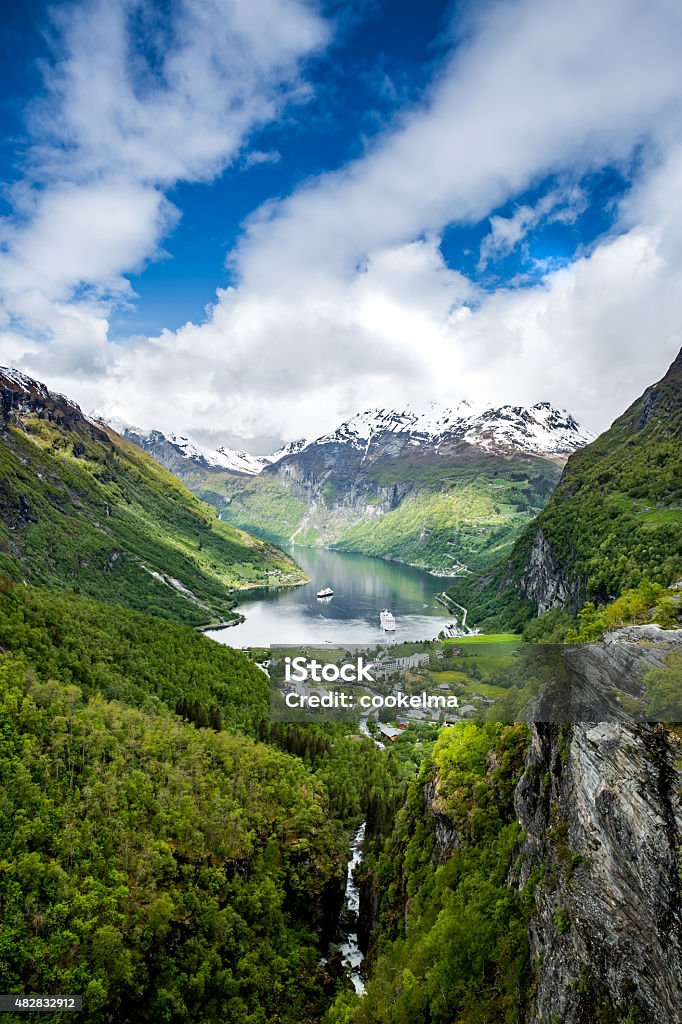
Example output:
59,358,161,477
316,587,334,599
380,609,396,631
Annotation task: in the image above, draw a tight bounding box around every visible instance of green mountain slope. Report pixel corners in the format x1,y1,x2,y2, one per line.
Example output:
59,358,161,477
209,450,562,575
0,369,304,625
0,581,408,1022
450,348,682,629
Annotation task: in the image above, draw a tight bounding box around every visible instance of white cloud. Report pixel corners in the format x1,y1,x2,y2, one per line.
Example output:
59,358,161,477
0,0,328,360
242,150,282,169
31,0,327,186
2,0,682,444
477,186,587,270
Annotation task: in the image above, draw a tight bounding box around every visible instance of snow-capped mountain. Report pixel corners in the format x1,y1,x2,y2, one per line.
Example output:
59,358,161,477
113,399,592,483
303,401,593,459
165,433,273,475
109,397,595,574
113,425,275,477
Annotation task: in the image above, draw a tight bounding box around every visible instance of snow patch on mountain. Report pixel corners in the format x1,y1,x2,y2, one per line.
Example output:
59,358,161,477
165,434,273,474
307,401,593,457
270,438,310,460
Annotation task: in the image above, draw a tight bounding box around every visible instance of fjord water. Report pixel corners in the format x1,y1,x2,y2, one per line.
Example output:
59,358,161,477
208,547,451,647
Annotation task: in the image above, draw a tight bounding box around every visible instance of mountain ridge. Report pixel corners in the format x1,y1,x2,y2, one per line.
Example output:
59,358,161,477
117,399,594,480
0,366,305,625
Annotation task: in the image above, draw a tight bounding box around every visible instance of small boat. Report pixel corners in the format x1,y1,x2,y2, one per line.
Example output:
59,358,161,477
316,587,334,599
380,609,396,631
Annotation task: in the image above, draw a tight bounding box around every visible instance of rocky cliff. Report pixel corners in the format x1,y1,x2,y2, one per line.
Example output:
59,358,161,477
1,366,93,433
516,717,681,1023
355,629,682,1023
517,528,583,615
512,628,682,1023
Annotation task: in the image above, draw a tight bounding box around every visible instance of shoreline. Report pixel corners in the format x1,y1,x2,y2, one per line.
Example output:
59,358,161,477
195,575,309,632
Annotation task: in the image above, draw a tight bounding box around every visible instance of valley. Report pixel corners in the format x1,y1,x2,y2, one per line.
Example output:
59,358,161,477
125,401,591,580
1,355,681,1024
3,2,682,1020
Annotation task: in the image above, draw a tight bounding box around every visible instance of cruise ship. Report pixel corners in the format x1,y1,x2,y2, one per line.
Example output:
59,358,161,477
316,587,334,599
379,609,396,631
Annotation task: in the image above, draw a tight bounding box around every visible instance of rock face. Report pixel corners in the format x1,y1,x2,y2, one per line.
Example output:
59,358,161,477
423,774,460,864
515,632,682,1023
517,720,682,1023
517,528,583,615
0,367,89,432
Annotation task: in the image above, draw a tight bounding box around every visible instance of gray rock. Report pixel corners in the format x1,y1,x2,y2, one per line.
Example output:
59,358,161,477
516,636,682,1023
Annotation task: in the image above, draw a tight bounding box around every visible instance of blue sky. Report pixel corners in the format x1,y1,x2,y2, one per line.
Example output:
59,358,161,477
1,0,681,449
2,0,461,335
117,0,456,335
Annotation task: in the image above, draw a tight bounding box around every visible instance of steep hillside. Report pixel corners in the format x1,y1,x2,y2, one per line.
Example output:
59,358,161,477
329,632,682,1024
133,402,591,575
0,368,304,625
450,348,682,629
0,581,409,1022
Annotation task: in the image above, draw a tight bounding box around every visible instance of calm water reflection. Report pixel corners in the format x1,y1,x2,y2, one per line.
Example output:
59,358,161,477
208,547,451,648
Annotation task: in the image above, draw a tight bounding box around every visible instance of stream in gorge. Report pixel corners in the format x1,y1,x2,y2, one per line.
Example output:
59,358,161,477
339,822,367,996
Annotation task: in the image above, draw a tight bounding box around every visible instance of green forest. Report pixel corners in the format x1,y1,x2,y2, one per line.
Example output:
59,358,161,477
0,583,406,1022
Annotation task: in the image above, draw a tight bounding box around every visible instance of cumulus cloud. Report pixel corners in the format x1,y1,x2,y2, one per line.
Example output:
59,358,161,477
3,0,682,445
0,0,327,368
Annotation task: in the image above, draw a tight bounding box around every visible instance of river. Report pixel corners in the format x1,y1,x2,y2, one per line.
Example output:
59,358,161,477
207,547,451,647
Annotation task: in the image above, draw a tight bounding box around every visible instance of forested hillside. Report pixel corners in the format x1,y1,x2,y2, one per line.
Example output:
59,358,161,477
449,348,682,630
0,369,304,625
0,582,405,1022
